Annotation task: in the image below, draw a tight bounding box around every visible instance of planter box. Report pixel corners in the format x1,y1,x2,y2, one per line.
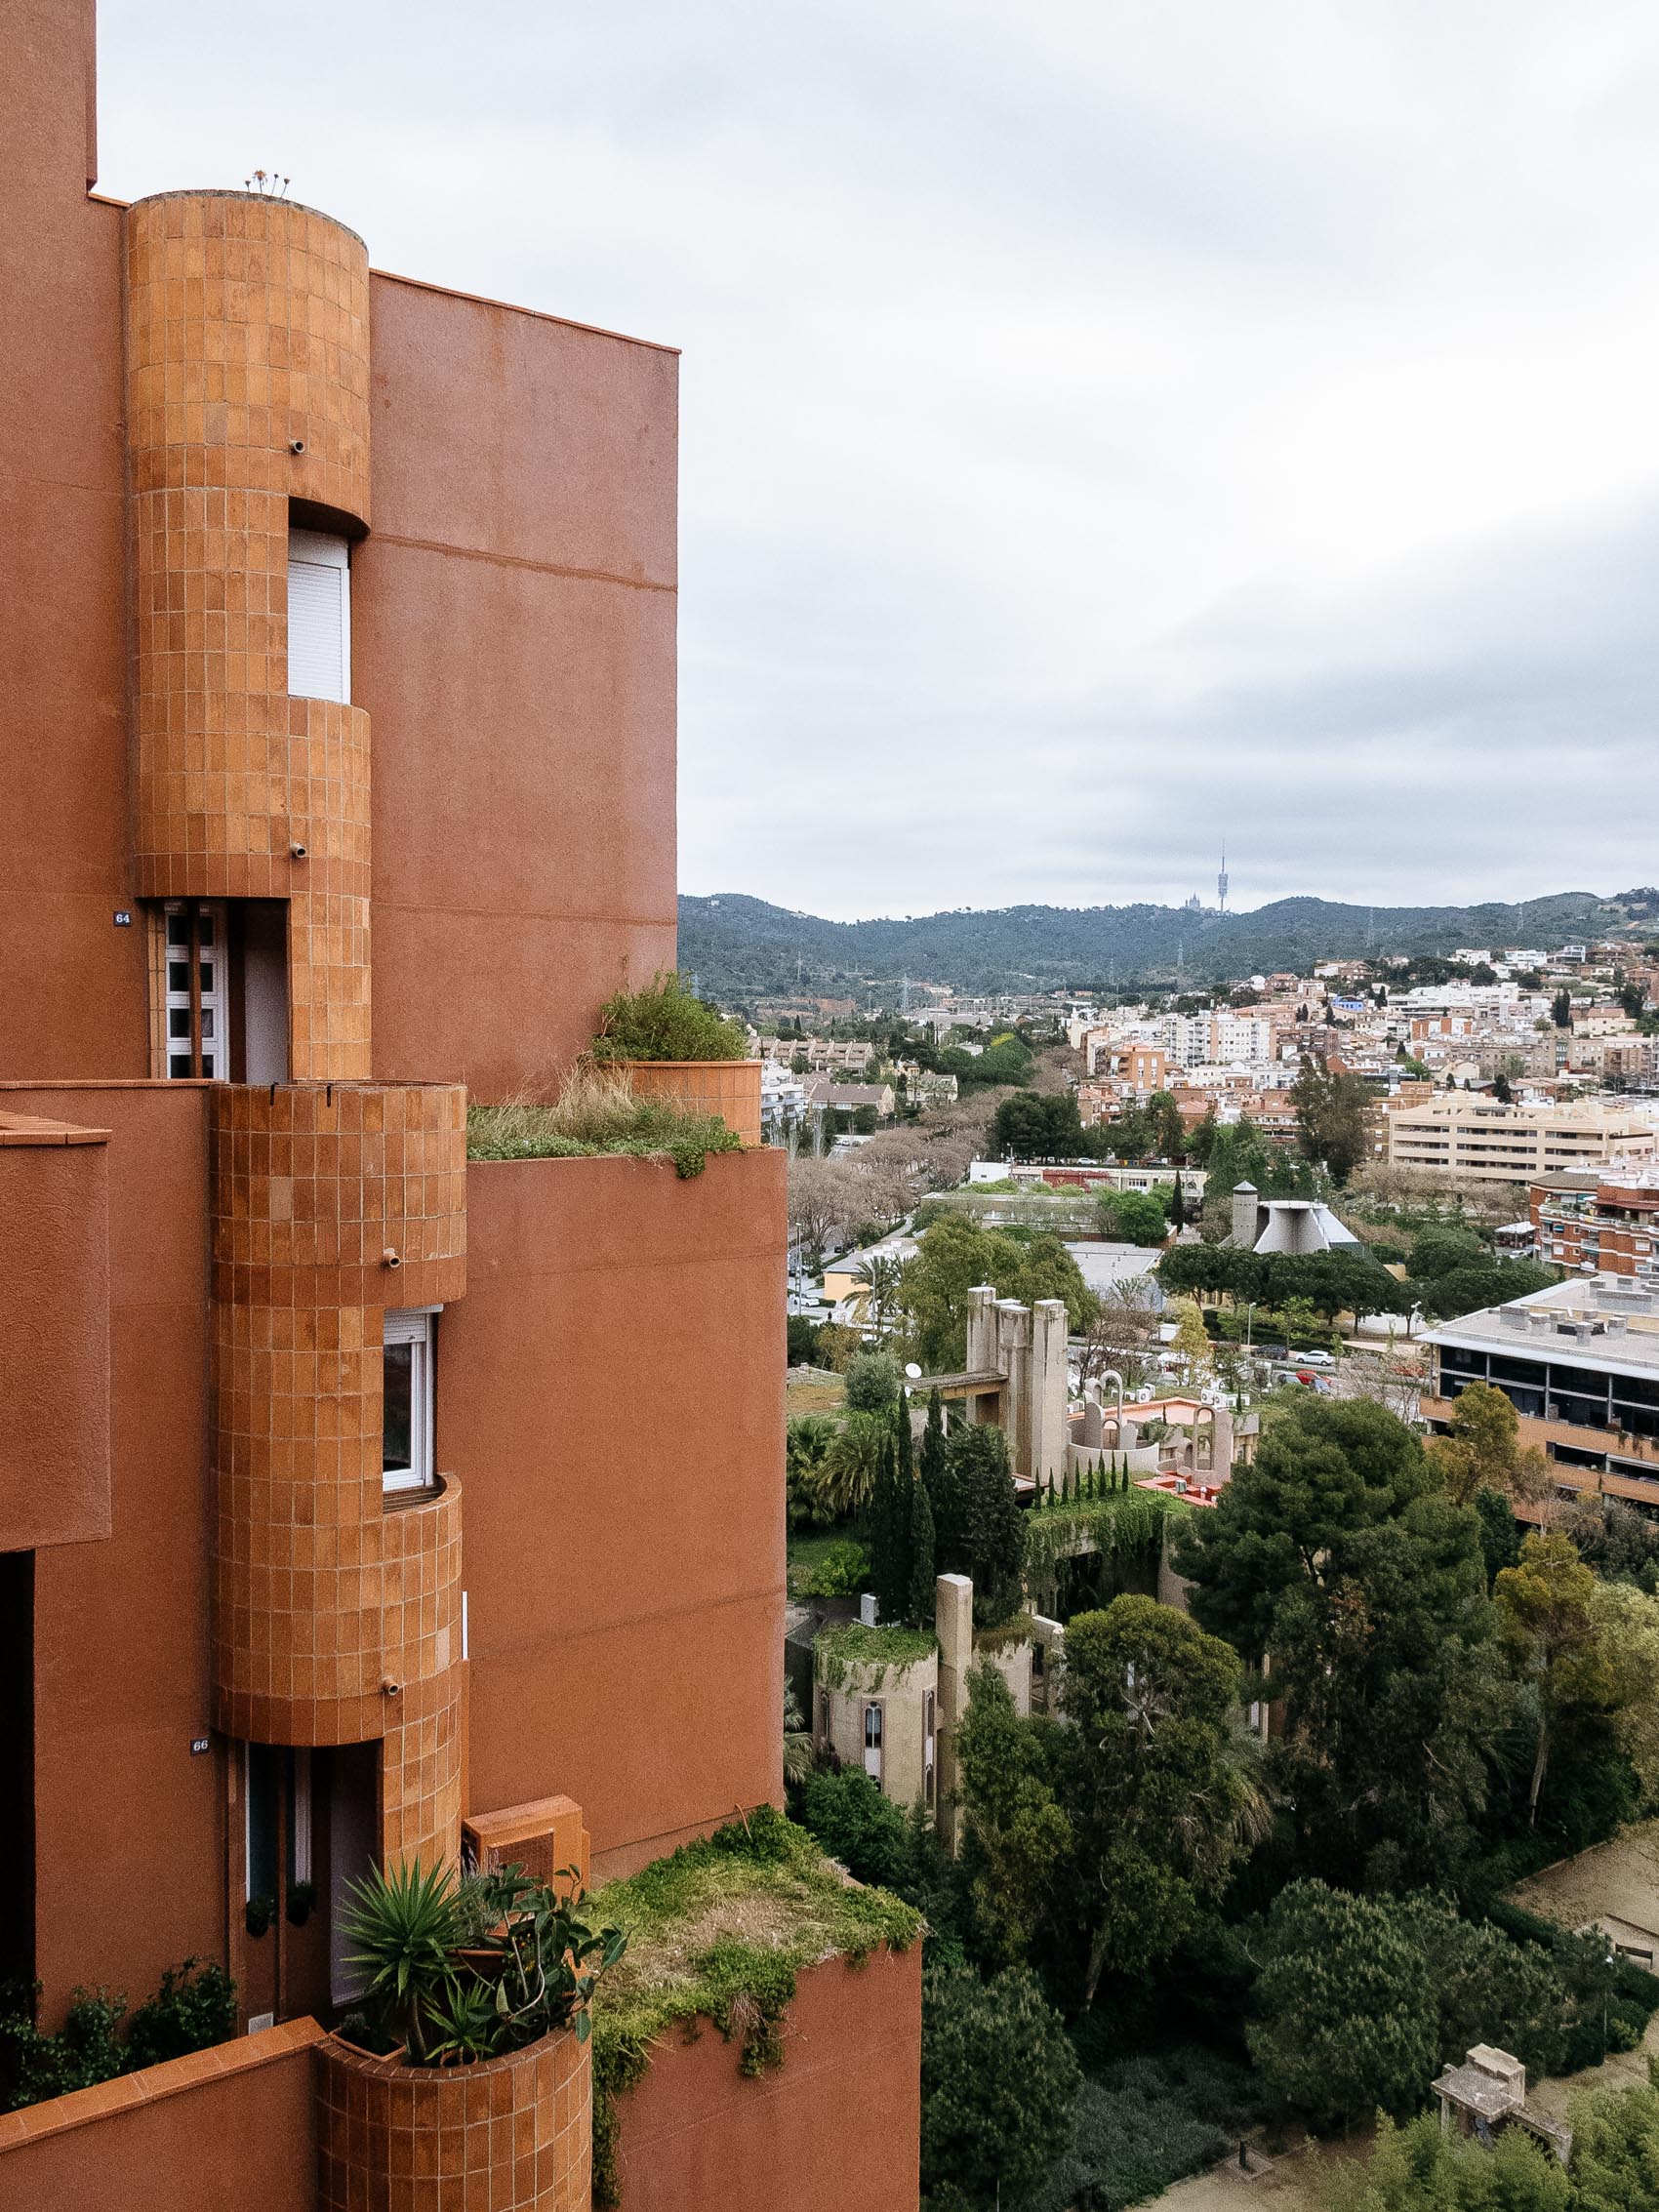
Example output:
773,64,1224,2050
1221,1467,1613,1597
619,1060,761,1148
316,2025,589,2212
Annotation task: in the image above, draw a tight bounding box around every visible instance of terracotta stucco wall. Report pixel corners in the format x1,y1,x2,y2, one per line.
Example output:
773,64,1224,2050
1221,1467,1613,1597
0,2019,321,2212
0,2,144,1079
4,1084,223,2023
359,276,679,1100
612,1946,922,2212
0,1118,111,1551
441,1148,786,1875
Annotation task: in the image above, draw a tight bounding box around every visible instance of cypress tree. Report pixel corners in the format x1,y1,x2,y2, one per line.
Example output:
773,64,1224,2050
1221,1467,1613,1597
871,1428,902,1622
921,1388,957,1561
906,1474,936,1627
893,1396,915,1617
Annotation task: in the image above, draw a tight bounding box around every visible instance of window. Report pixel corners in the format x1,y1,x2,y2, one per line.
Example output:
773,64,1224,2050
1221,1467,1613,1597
923,1689,936,1806
383,1308,439,1493
161,901,228,1078
863,1702,883,1783
288,529,350,703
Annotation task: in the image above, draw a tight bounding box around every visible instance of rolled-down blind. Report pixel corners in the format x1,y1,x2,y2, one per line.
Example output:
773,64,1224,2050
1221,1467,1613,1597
287,528,350,702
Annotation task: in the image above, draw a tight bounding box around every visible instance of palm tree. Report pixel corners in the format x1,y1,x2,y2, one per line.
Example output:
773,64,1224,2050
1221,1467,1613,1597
784,1684,814,1786
852,1253,906,1335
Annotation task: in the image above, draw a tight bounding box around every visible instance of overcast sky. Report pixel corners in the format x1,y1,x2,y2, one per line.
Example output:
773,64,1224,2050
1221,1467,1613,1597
100,1,1659,921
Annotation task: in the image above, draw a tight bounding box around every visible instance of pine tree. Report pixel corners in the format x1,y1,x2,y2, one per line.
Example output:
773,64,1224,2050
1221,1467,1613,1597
906,1474,936,1627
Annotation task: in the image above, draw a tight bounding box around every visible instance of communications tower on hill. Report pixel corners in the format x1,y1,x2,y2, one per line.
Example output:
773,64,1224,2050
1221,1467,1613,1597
1217,846,1229,914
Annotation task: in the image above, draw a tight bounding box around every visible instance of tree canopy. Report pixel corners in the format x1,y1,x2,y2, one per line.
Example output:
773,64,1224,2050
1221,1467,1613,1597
956,1597,1265,2009
898,1217,1098,1372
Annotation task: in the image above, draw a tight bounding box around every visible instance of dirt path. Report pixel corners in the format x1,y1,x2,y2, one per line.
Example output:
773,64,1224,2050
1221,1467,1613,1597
1142,2133,1371,2212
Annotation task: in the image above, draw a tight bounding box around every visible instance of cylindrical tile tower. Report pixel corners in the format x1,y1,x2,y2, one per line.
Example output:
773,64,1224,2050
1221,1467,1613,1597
211,1080,467,1869
125,189,372,1079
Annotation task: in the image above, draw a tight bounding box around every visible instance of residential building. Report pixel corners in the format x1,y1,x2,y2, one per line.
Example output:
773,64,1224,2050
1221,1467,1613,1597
805,1076,897,1121
1386,1099,1657,1184
759,1057,810,1145
1424,1277,1659,1516
1529,1173,1659,1282
0,6,916,2203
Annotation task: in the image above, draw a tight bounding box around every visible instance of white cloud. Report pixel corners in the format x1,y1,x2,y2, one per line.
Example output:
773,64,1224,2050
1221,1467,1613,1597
97,0,1659,918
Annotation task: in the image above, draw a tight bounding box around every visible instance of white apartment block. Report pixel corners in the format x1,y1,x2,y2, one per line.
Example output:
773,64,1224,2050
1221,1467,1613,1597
1387,1099,1657,1185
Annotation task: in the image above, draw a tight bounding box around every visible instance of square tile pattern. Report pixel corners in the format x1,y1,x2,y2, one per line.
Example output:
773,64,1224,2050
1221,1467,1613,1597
316,2027,591,2212
211,1083,465,1870
127,192,373,1079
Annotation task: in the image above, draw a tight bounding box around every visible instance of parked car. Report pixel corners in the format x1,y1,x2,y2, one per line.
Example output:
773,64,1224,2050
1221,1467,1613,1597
1296,1349,1337,1368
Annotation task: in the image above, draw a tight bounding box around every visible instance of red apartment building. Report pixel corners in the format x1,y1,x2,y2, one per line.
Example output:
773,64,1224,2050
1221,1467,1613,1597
1529,1174,1659,1283
0,5,918,2205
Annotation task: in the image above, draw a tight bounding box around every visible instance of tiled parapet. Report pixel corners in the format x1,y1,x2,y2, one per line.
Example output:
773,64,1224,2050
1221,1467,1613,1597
619,1060,762,1147
210,1084,465,1865
210,1081,466,1309
315,2025,591,2212
125,190,373,1077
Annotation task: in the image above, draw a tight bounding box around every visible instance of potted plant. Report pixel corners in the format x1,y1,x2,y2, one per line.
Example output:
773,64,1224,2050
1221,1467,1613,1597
244,1893,275,1940
589,972,761,1146
285,1878,316,1928
316,1856,625,2210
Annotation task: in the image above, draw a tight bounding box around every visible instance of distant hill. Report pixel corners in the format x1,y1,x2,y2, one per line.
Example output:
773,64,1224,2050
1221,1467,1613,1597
677,888,1659,1002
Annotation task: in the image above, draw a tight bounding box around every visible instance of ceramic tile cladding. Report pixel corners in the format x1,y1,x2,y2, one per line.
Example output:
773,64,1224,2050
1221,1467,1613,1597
622,1060,763,1148
211,1082,466,1310
211,1084,465,1869
126,192,373,1077
316,2028,591,2212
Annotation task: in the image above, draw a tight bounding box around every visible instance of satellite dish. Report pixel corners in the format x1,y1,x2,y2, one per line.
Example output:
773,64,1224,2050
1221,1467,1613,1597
904,1362,922,1381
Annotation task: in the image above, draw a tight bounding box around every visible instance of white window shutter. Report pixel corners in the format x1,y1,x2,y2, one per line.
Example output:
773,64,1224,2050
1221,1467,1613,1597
287,529,350,703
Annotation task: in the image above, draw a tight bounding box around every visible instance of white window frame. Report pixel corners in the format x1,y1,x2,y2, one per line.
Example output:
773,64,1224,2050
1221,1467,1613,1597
162,899,228,1080
863,1700,884,1783
383,1307,440,1494
287,527,351,704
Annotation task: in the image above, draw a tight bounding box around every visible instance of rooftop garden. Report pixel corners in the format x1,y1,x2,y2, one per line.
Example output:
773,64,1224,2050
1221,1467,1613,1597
466,1061,741,1180
589,973,749,1064
587,1807,919,2206
813,1620,938,1690
1022,1479,1189,1586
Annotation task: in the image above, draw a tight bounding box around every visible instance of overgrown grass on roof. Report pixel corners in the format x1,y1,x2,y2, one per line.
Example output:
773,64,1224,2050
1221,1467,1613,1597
813,1620,938,1689
465,1063,742,1181
587,1807,919,2206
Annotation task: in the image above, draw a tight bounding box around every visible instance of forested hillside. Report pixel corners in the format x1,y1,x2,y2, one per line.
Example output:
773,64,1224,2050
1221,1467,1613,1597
678,887,1659,1000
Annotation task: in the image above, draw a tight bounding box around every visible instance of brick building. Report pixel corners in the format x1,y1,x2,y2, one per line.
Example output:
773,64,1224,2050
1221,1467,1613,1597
0,5,917,2204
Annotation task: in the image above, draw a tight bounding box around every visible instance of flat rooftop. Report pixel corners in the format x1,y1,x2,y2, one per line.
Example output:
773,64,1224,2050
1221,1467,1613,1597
1428,1275,1659,1381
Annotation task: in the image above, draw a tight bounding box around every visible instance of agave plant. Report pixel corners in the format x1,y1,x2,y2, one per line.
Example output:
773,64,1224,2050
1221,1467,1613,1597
341,1859,462,2064
342,1856,626,2067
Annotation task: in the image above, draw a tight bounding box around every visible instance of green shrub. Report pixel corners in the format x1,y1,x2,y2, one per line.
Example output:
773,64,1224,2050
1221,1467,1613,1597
0,1985,127,2111
0,1958,239,2112
124,1959,236,2071
844,1348,902,1412
793,1537,870,1596
589,974,747,1064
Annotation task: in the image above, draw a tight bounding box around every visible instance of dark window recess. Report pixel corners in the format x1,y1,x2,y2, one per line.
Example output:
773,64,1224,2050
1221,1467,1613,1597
247,1742,279,1902
0,1553,34,1989
1489,1354,1550,1389
1440,1346,1486,1377
383,1343,414,1478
